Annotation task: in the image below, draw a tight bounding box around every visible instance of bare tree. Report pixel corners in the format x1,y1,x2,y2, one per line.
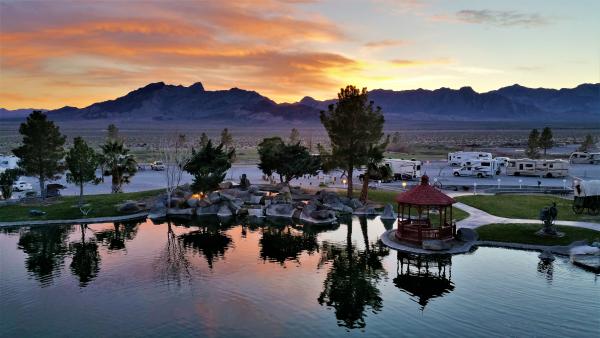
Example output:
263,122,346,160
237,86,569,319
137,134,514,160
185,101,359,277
160,134,192,208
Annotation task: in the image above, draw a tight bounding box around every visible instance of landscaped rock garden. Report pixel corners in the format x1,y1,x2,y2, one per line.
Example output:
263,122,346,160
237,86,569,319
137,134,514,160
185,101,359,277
148,177,383,225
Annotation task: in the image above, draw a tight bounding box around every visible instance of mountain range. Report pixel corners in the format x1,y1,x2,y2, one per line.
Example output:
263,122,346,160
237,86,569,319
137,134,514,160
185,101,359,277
1,82,598,123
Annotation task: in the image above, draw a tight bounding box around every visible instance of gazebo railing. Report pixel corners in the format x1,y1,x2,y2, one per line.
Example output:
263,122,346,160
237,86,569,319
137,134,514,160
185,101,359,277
396,220,455,244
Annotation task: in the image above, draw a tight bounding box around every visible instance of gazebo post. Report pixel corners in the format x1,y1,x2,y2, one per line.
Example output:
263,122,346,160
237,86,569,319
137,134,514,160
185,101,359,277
439,206,443,229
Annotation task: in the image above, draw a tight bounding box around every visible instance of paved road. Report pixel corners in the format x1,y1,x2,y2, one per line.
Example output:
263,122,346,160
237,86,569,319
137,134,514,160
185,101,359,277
8,161,600,198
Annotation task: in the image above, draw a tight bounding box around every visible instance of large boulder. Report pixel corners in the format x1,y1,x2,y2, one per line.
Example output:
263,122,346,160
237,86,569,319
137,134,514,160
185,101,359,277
117,200,142,213
217,204,233,218
456,228,478,242
247,207,265,218
347,198,363,210
166,197,184,208
167,208,194,218
250,195,263,204
323,202,353,214
321,191,341,205
422,240,451,251
197,199,211,207
219,181,233,189
186,198,199,208
380,204,396,220
196,204,220,216
353,206,378,216
266,203,295,218
148,201,167,219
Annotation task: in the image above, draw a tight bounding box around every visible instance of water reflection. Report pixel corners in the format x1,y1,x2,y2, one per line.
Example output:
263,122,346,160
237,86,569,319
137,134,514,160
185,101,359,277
317,217,389,329
69,224,101,287
178,219,233,269
17,224,72,287
393,252,454,310
94,220,142,250
259,225,318,264
154,221,192,286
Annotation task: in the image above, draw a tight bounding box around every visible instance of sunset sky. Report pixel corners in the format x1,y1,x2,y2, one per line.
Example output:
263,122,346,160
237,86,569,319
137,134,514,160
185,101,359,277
1,0,598,109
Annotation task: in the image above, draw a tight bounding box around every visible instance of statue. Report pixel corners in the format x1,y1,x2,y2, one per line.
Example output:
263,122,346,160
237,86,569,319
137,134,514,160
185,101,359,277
239,174,251,190
537,202,563,237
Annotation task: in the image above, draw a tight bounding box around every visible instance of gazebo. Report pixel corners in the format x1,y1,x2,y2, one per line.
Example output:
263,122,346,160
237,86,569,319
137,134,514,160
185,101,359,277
395,175,456,245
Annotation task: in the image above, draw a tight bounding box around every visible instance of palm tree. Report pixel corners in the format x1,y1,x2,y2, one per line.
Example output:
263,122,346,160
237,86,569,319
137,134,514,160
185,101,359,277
359,142,389,203
100,140,137,193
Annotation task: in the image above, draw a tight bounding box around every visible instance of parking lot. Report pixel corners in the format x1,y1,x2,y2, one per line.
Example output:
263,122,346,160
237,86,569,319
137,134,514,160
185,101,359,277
7,161,600,198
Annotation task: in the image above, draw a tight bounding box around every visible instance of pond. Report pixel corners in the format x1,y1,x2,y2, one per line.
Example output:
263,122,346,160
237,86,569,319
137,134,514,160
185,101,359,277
1,217,598,337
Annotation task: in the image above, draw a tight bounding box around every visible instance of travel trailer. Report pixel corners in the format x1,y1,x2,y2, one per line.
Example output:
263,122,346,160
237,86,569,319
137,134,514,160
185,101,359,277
0,155,19,174
506,159,569,178
495,157,510,167
452,159,498,178
447,151,493,167
384,159,422,180
569,152,600,165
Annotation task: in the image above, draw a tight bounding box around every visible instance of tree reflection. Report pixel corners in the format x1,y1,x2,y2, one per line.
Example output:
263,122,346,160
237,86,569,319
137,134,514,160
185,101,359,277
94,219,142,250
179,220,232,269
17,224,72,287
393,252,454,310
259,225,318,265
69,224,100,287
317,218,388,329
155,221,192,286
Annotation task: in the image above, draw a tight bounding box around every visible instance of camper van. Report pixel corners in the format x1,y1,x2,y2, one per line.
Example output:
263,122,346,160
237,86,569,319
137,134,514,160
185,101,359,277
495,157,510,167
453,159,498,178
384,159,422,180
569,152,600,165
0,155,19,174
447,151,493,167
506,159,569,178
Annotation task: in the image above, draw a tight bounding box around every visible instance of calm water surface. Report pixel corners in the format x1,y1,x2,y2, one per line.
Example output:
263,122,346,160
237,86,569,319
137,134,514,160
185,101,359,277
1,217,598,337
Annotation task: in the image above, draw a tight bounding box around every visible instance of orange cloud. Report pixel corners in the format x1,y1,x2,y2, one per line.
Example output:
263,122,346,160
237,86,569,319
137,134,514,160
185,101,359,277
364,39,409,48
390,58,452,67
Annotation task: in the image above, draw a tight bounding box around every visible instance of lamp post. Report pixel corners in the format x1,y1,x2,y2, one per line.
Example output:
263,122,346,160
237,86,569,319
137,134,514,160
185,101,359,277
402,181,407,191
562,179,567,190
497,178,501,189
519,179,522,189
473,182,477,195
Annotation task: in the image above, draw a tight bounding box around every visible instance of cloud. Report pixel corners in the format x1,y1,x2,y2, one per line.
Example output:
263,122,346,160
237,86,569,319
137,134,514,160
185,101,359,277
0,0,356,108
390,58,452,67
364,39,409,48
433,10,550,27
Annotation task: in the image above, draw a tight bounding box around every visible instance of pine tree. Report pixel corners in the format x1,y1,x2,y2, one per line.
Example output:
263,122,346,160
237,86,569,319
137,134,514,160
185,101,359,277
184,140,235,194
525,129,540,159
12,111,66,198
320,86,385,197
65,137,100,205
539,127,554,158
198,132,209,148
578,134,595,152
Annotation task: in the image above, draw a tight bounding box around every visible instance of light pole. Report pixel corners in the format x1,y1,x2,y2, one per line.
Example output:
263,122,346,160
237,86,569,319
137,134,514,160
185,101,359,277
519,179,522,189
402,181,407,191
497,178,501,189
473,182,477,195
562,179,567,190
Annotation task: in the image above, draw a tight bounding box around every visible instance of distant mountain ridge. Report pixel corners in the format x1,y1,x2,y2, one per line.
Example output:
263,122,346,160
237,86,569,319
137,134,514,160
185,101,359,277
2,82,598,123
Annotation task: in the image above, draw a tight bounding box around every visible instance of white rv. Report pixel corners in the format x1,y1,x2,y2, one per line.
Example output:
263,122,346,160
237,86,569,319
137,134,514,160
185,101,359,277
447,151,493,167
452,159,498,178
384,159,422,180
506,159,569,178
569,152,600,165
0,155,19,174
495,157,510,167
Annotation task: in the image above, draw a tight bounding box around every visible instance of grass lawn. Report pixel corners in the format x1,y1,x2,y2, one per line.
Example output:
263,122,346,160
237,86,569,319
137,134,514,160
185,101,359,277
0,189,162,222
476,223,600,246
359,189,469,222
456,194,600,223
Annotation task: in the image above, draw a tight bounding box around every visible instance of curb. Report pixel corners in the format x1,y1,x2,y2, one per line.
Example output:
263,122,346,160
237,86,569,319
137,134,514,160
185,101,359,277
0,212,149,227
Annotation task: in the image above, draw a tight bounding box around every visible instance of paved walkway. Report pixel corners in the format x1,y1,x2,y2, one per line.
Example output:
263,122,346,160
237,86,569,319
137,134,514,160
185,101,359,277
454,202,600,231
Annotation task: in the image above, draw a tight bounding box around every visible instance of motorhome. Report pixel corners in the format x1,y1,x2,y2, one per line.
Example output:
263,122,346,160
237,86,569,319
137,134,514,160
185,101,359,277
0,155,19,174
495,157,510,167
447,151,492,166
384,159,422,180
506,159,569,178
569,152,600,165
453,159,498,178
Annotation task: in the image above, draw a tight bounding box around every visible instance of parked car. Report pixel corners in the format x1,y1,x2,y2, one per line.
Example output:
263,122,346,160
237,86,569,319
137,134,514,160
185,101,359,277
12,180,32,191
150,161,166,171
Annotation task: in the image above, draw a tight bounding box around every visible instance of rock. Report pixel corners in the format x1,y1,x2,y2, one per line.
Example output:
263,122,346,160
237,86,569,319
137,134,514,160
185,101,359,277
248,185,259,194
219,181,233,189
167,208,194,218
196,204,220,216
208,192,221,204
456,228,478,242
250,195,263,204
321,191,341,205
28,209,46,216
167,197,184,208
197,199,210,207
117,200,141,213
539,250,555,261
324,202,353,214
148,201,167,219
299,202,337,224
348,198,363,210
217,204,233,218
247,207,265,218
422,240,451,251
592,241,600,248
569,245,600,255
186,198,199,208
353,206,378,215
568,240,589,248
265,203,295,218
380,203,396,220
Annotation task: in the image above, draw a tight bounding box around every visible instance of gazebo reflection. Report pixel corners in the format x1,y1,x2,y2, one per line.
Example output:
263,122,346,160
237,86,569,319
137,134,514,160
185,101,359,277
393,252,454,310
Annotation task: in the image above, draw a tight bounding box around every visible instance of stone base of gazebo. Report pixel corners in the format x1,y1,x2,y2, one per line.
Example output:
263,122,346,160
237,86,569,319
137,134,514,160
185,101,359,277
381,229,475,255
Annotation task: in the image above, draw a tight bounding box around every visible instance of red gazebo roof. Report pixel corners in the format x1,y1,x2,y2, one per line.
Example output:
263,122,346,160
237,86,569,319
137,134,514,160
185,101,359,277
395,175,456,206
